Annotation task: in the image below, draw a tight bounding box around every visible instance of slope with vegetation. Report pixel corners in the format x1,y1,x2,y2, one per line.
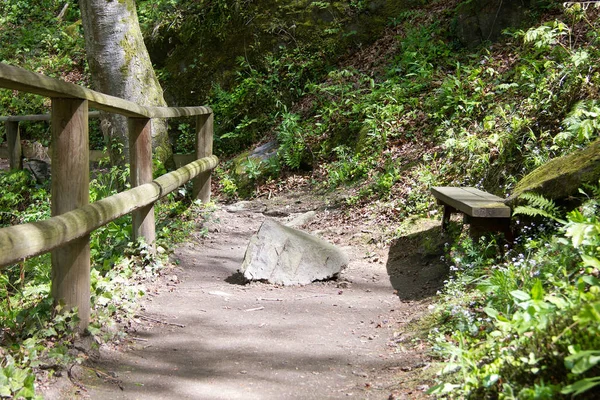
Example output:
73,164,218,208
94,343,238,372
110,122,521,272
1,0,600,398
194,1,600,395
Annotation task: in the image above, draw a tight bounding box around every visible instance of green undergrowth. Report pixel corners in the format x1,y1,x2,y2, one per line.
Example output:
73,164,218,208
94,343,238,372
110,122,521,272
138,0,398,157
213,2,600,216
3,0,600,397
0,165,215,398
426,188,600,398
0,0,87,145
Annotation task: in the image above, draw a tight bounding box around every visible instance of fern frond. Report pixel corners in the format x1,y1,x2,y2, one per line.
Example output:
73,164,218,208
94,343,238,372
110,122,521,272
513,192,565,222
513,205,562,222
581,181,600,200
277,112,306,169
518,192,559,211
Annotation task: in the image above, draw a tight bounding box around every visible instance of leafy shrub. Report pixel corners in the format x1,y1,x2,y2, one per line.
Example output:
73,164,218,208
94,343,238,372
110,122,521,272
429,188,600,398
0,170,49,227
0,0,87,143
0,160,216,398
555,100,600,147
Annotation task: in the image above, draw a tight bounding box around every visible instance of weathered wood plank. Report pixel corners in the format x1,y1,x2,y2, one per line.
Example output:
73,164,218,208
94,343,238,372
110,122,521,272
5,121,22,170
193,113,214,202
431,187,510,218
0,155,218,267
50,98,90,329
146,106,212,118
0,63,148,117
1,114,52,122
0,111,101,122
0,63,211,119
0,144,106,161
129,118,156,248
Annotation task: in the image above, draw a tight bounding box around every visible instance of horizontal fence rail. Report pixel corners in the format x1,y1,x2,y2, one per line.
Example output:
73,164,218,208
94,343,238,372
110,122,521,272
0,155,218,267
0,62,218,329
0,63,211,118
1,112,102,169
0,111,101,122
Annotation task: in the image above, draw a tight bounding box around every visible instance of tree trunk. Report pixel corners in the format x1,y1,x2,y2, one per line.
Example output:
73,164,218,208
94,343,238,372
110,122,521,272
79,0,172,166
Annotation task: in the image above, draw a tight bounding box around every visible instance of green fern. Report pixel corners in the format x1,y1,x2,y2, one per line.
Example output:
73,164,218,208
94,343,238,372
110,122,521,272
581,181,600,200
513,192,565,223
277,112,306,169
555,100,600,145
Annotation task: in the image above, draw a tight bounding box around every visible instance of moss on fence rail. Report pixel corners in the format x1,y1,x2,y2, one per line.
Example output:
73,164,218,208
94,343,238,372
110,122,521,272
0,155,218,267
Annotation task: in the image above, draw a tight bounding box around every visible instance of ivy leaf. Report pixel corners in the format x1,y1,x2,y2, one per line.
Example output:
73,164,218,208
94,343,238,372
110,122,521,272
561,376,600,396
483,373,500,388
530,279,544,301
42,326,57,338
8,367,29,393
546,295,568,309
511,290,530,302
565,350,600,374
571,49,590,67
581,254,600,269
0,370,10,397
566,222,590,248
576,302,600,325
14,372,35,399
0,386,11,398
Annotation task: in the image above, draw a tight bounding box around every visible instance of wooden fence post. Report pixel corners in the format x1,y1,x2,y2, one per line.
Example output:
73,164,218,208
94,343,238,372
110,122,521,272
129,118,156,249
50,98,90,330
5,121,22,170
193,113,214,202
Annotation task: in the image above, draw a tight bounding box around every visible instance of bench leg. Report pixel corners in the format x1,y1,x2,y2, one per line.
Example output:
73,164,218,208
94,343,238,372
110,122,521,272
441,205,457,232
467,217,513,244
501,219,514,244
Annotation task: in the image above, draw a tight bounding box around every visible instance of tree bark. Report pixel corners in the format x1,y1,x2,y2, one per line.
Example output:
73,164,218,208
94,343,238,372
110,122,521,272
79,0,172,166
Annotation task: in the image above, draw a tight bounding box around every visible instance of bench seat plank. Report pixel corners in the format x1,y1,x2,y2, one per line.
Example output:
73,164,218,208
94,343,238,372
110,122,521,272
431,187,510,218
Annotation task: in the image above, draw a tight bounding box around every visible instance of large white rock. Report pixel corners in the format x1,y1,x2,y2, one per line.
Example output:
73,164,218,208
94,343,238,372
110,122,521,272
240,219,348,285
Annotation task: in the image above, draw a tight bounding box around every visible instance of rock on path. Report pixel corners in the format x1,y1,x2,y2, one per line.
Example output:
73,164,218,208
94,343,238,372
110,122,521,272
240,219,348,285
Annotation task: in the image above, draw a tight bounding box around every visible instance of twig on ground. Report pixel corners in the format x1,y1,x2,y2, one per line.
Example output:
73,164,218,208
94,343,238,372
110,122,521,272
135,314,186,328
294,294,329,300
257,297,283,301
244,306,265,312
87,366,124,390
67,364,87,393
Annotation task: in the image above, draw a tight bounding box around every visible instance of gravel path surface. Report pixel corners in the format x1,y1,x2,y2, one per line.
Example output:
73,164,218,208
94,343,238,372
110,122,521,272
57,195,446,399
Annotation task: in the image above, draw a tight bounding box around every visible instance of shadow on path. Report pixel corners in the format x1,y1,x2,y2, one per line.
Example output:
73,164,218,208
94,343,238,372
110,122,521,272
386,224,449,301
71,204,434,400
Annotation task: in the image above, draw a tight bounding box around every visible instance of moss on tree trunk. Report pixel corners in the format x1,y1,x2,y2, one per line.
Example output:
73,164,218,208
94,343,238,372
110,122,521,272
79,0,172,166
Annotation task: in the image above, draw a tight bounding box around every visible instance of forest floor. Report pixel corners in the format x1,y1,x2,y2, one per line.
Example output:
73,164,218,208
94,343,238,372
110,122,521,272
41,179,449,400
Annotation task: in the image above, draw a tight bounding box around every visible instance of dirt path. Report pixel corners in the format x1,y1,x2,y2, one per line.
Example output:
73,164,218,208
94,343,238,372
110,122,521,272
57,192,447,399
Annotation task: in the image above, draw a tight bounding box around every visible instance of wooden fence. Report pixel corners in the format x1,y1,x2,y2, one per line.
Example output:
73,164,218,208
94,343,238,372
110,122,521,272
0,63,218,329
0,111,101,169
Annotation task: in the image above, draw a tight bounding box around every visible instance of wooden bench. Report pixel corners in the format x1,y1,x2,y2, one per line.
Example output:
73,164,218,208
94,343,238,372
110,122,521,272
431,187,512,240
